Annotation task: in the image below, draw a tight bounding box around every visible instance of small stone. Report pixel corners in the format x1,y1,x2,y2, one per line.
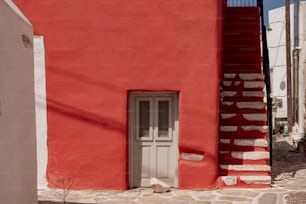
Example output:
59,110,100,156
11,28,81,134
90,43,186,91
221,176,237,186
150,178,170,193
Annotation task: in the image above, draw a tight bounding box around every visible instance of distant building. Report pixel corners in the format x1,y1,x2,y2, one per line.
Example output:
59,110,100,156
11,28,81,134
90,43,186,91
267,2,306,133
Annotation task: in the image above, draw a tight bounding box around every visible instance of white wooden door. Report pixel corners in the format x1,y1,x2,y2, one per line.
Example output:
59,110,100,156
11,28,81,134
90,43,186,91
129,93,178,188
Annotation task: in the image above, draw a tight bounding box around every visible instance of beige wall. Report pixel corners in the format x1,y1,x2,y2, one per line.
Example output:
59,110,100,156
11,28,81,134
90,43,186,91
0,1,37,203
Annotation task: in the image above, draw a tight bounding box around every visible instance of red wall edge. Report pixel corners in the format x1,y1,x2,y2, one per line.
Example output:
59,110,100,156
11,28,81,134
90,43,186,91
14,0,223,190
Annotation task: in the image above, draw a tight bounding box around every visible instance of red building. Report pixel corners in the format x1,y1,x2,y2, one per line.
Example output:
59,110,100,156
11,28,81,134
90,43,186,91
14,0,271,190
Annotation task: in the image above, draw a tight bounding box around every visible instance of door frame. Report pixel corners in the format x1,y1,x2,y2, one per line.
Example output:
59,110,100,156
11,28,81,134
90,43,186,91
128,91,179,188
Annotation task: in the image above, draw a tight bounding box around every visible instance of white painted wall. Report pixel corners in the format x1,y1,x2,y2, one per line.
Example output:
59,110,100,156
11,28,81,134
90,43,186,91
268,2,306,133
299,3,306,132
34,36,48,189
0,0,37,203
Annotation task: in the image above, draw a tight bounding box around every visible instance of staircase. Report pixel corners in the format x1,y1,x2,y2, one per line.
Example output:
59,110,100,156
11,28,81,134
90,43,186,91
218,7,271,188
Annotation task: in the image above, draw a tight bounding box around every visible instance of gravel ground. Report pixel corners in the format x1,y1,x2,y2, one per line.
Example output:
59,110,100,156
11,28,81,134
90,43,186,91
271,134,306,179
272,134,306,204
284,192,306,204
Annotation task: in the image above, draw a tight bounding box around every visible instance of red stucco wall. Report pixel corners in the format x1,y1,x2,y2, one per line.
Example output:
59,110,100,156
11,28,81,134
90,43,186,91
14,0,223,190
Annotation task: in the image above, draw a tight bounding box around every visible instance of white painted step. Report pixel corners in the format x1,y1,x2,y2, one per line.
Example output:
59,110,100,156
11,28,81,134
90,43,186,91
219,139,269,152
221,91,265,98
234,139,268,147
240,176,271,185
220,125,268,133
221,176,271,186
224,73,264,81
219,164,271,172
222,81,264,89
227,151,270,160
220,113,267,122
221,101,266,110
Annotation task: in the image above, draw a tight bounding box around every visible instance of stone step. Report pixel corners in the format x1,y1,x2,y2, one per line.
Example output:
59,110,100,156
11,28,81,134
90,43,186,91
220,125,268,139
219,5,268,189
221,80,264,91
220,101,266,113
223,73,264,81
219,151,269,165
219,138,268,151
221,91,264,102
220,176,271,187
240,176,271,185
219,164,271,176
220,113,267,126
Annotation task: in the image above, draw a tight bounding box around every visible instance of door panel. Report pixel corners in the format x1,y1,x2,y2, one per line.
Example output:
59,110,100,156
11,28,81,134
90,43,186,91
129,93,178,188
156,145,170,178
141,145,151,179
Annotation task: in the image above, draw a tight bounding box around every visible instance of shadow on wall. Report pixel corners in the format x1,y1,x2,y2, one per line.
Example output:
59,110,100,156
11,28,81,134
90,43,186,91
38,65,127,134
49,66,125,93
44,97,125,134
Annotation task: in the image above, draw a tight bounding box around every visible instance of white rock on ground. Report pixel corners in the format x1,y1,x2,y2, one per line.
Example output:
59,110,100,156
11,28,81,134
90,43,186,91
150,178,170,193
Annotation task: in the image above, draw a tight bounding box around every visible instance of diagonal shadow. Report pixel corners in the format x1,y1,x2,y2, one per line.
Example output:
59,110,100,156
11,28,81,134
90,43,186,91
48,66,124,93
47,97,125,134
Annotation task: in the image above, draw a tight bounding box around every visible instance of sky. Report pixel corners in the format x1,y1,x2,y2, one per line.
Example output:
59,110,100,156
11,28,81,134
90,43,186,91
264,0,306,25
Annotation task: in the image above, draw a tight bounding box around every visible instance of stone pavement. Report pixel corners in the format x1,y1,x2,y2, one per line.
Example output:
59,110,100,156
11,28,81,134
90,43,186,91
37,181,306,204
39,135,306,204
